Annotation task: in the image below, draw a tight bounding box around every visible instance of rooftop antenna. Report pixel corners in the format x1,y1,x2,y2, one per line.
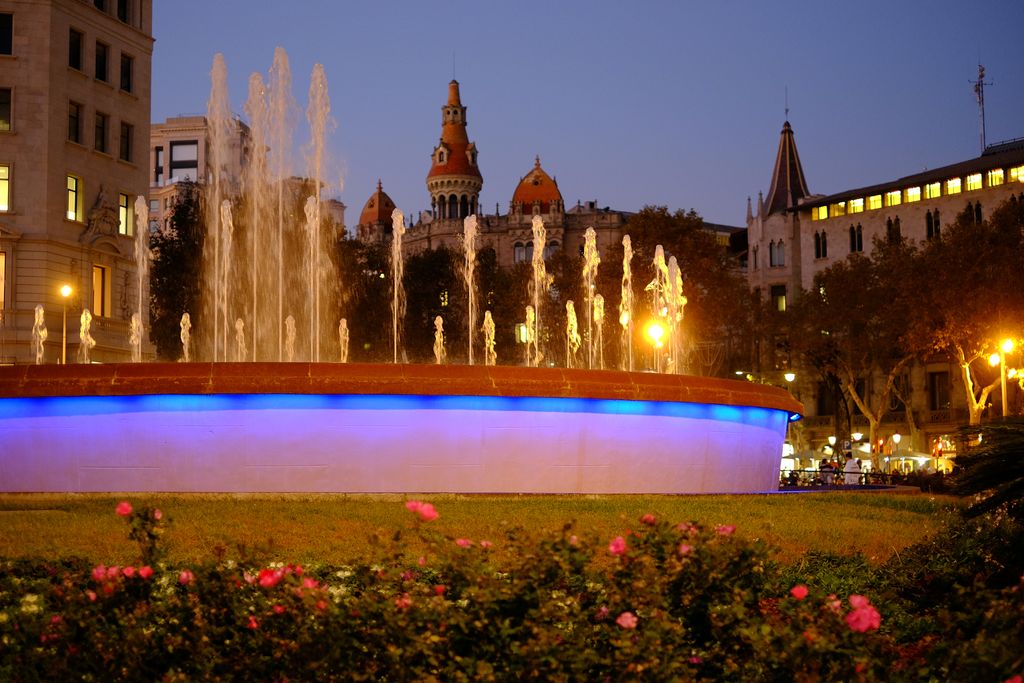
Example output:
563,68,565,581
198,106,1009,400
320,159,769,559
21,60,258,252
971,64,991,154
452,51,456,81
784,86,789,121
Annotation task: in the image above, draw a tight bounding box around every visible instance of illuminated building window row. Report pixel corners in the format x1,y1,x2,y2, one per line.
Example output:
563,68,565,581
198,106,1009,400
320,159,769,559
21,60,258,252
811,163,1024,220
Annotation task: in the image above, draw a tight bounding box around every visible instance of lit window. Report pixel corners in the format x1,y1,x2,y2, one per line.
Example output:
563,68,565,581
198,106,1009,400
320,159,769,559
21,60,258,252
92,265,109,317
66,175,82,220
925,182,942,199
867,195,882,210
904,187,921,203
965,173,982,191
0,164,8,211
770,285,787,312
0,87,10,131
1010,166,1024,183
118,193,132,236
885,190,901,207
987,169,1004,186
946,178,962,194
812,206,828,221
830,202,846,217
848,198,864,214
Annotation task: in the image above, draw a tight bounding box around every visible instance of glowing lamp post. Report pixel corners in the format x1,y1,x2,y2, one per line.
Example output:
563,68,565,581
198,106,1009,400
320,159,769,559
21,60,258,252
59,284,73,365
892,432,901,457
645,320,665,373
988,339,1014,417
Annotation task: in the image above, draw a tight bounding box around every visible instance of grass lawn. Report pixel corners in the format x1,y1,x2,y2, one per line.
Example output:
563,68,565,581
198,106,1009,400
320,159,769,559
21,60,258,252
0,491,959,567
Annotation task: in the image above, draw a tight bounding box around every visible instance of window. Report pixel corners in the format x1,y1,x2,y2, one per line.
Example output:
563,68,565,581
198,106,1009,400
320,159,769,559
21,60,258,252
119,53,133,92
119,121,133,162
0,13,11,55
92,265,109,317
543,240,559,259
848,198,864,214
514,242,526,263
1010,166,1024,183
69,28,83,70
945,178,962,194
770,284,787,312
154,146,164,183
118,192,132,236
0,164,9,211
812,206,827,221
95,42,108,82
974,202,982,224
66,174,82,221
169,140,198,181
905,186,921,203
885,190,901,207
148,198,157,212
867,195,882,210
988,169,1004,187
820,231,827,258
926,212,935,240
94,112,108,152
925,182,942,199
769,240,785,267
928,371,950,411
0,251,5,311
966,173,982,191
94,0,108,10
849,224,863,253
830,202,845,217
117,0,130,23
0,87,10,131
68,101,82,143
886,217,901,242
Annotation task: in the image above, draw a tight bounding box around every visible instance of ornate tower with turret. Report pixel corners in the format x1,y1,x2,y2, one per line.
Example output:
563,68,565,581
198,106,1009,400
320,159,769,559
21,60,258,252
427,80,482,221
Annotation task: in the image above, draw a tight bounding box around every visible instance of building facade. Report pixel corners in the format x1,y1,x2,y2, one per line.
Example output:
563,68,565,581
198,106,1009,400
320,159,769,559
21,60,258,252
0,0,153,363
748,122,1024,463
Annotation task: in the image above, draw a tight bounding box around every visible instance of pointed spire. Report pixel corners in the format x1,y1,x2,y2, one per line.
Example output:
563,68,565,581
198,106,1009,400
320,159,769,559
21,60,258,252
746,196,753,223
763,121,809,216
758,191,764,218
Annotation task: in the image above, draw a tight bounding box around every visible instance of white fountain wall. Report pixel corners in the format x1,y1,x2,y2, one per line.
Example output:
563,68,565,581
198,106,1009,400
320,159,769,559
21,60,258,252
0,394,787,494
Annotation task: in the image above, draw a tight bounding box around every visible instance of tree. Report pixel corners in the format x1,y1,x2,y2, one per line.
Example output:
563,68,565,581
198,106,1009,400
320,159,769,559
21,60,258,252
789,238,922,467
335,238,390,362
149,180,205,361
954,418,1024,521
912,197,1024,424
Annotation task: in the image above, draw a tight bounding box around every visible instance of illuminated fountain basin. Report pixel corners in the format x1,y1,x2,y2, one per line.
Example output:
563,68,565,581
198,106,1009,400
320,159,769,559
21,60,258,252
0,364,801,494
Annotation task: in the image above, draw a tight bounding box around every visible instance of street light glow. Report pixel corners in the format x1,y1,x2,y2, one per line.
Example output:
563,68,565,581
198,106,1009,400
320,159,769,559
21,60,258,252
783,372,796,383
645,321,665,348
60,284,73,298
1002,339,1015,354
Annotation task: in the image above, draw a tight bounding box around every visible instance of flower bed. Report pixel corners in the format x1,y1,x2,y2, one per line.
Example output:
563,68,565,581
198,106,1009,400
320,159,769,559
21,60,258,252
0,501,1021,680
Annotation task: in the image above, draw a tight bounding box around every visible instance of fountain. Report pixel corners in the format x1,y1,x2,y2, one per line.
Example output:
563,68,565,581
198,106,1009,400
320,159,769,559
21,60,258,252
31,305,46,365
0,50,801,496
78,309,96,364
582,227,600,369
180,313,192,363
128,313,142,363
433,316,446,365
133,196,149,362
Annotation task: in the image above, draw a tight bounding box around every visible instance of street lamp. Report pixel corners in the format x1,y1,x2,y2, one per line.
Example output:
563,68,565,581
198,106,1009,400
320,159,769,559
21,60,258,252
988,338,1015,417
892,432,901,457
783,371,796,383
645,320,665,373
59,284,73,365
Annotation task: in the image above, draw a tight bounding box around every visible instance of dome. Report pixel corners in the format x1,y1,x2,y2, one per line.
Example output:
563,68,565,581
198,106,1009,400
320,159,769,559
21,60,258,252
512,157,562,213
358,180,397,226
426,80,482,182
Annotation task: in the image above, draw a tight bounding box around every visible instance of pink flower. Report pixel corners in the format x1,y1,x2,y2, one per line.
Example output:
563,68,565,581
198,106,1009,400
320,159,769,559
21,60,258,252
479,540,493,549
122,566,136,578
302,577,319,590
273,604,286,615
405,500,439,521
91,565,106,582
790,584,809,601
153,509,162,520
826,594,842,613
845,595,882,632
1004,676,1023,683
178,570,194,585
258,568,283,588
608,536,627,556
316,599,328,611
715,524,736,536
115,501,133,517
616,611,638,629
455,538,473,548
106,566,120,579
247,615,259,630
640,513,657,526
689,656,702,664
395,593,412,610
595,606,610,620
433,584,447,596
86,590,97,602
138,566,153,579
569,534,579,546
678,543,693,556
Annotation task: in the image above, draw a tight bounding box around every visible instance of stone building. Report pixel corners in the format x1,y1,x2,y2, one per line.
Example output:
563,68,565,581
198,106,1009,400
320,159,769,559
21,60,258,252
354,80,633,268
0,0,153,364
748,121,1024,462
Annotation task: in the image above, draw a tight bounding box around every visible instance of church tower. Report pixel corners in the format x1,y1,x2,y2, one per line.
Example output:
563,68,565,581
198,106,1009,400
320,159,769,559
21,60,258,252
427,80,482,221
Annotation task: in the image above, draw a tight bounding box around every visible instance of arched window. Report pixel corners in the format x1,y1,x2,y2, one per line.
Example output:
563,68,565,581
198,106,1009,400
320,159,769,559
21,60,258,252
543,240,559,259
820,231,828,258
933,210,940,238
777,240,785,266
449,194,458,219
814,233,822,259
470,197,477,216
460,195,469,219
849,225,857,253
769,240,776,267
926,211,934,239
513,242,526,263
526,241,534,262
752,245,759,270
892,217,901,241
974,202,982,224
437,195,447,220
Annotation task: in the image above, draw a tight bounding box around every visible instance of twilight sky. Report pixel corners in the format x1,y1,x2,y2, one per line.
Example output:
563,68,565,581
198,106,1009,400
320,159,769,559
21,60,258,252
151,1,1024,227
